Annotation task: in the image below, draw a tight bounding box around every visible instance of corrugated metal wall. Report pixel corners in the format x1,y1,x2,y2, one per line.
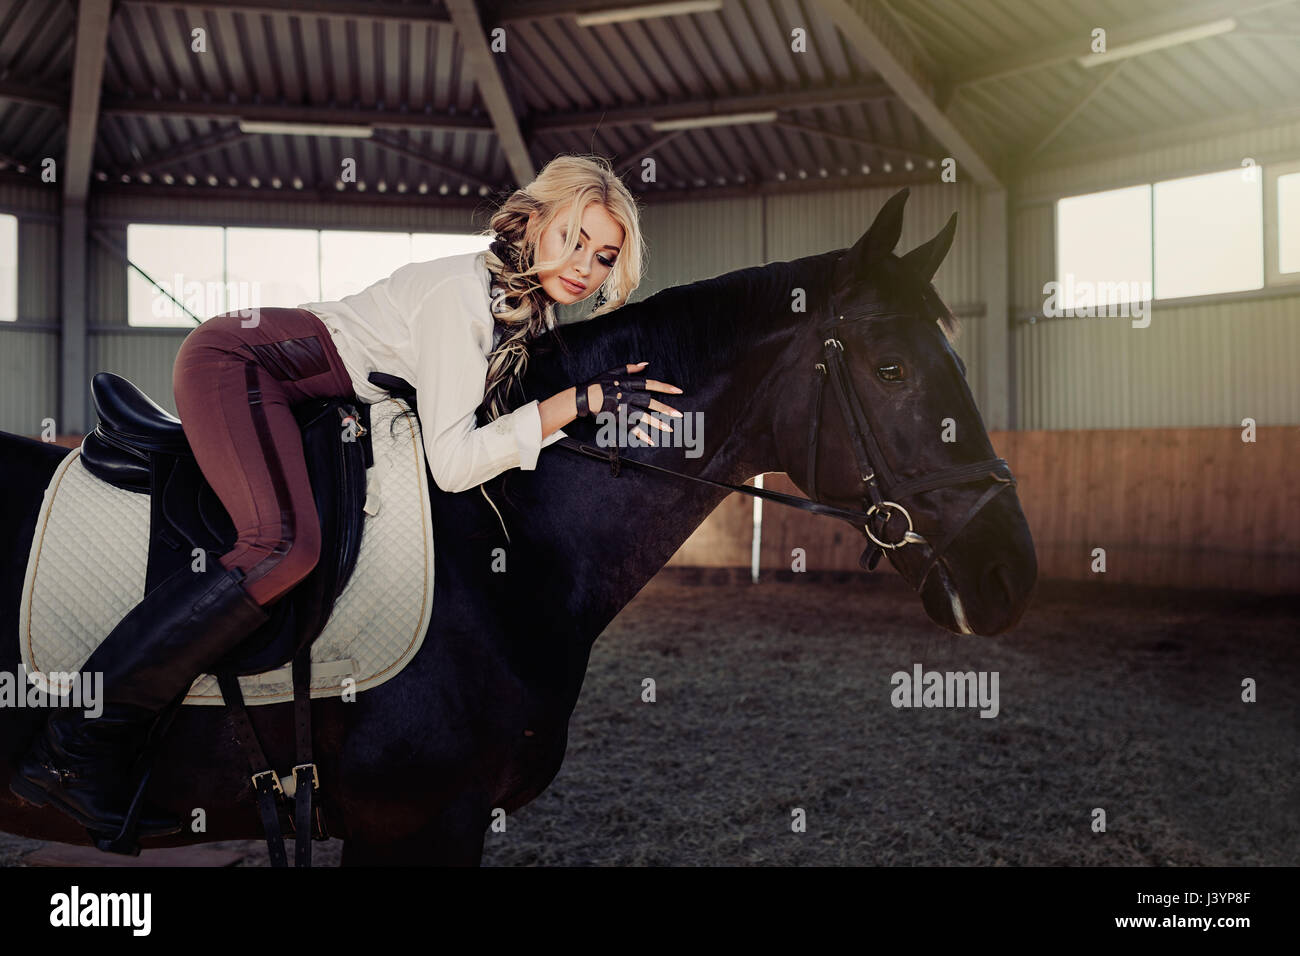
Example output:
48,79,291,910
0,182,60,434
1011,117,1300,429
0,328,59,435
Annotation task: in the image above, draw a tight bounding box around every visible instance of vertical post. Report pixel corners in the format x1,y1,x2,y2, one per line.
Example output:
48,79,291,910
60,0,112,434
979,187,1009,430
60,201,88,433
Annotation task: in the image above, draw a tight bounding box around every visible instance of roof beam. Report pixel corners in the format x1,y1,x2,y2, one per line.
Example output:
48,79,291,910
367,131,499,190
64,0,112,202
812,0,1000,186
0,80,66,111
1024,61,1128,160
950,0,1294,88
1031,96,1300,172
773,120,940,163
496,0,720,23
445,0,535,186
530,81,893,133
106,124,252,177
99,98,494,132
99,83,895,141
118,0,452,23
611,129,686,174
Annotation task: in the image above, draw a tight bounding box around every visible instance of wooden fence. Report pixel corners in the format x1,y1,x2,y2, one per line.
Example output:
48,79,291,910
668,427,1300,593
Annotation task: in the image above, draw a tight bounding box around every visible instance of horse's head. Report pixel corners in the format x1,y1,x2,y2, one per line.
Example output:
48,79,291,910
773,188,1036,635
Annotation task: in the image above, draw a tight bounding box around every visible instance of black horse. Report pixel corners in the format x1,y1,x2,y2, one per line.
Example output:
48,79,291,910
0,189,1035,865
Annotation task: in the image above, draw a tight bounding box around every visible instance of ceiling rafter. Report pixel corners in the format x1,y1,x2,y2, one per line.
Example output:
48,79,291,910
99,98,496,131
1023,62,1129,161
117,0,453,24
772,119,940,163
812,0,1000,186
105,123,251,177
530,81,893,133
0,80,66,111
366,130,499,190
949,0,1296,89
445,0,535,186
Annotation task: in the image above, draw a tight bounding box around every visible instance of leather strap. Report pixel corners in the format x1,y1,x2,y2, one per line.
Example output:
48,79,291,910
217,670,288,868
292,646,318,867
806,364,826,502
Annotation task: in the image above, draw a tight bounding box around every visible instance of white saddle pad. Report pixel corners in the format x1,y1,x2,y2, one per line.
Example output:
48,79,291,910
19,398,435,706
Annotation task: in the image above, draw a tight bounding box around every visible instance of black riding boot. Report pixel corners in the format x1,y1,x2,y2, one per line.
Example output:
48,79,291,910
10,561,269,853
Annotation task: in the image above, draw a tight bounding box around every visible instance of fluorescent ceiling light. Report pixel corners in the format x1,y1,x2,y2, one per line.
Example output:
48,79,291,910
1076,17,1236,67
576,1,722,27
651,111,777,132
239,120,373,138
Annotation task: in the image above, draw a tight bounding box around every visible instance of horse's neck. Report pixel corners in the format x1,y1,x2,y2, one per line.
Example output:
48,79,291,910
532,314,789,647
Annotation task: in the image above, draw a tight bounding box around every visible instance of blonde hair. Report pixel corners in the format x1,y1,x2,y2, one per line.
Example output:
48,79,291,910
478,153,644,421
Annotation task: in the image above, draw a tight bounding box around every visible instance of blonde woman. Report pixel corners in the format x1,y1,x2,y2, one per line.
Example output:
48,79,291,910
10,153,684,849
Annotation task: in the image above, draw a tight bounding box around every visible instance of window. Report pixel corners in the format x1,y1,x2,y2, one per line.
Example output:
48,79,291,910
1055,184,1151,310
1280,172,1300,275
1153,168,1262,299
1057,164,1285,305
226,227,320,311
411,232,492,262
127,225,224,327
1266,161,1300,285
126,226,489,326
0,214,15,321
320,230,416,301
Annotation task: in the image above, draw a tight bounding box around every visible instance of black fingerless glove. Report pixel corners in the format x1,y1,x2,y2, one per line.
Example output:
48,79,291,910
575,365,656,423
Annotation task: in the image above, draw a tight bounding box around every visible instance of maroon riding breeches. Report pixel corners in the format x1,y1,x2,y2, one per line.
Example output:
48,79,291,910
173,308,357,607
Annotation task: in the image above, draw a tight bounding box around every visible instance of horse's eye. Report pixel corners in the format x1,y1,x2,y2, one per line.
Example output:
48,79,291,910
877,363,906,383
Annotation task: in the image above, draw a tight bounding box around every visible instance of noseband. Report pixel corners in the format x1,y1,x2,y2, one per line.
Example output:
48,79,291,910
805,306,1017,591
554,303,1017,594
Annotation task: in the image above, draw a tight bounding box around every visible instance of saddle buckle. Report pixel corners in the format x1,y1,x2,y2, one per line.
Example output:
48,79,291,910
251,769,284,797
292,763,320,791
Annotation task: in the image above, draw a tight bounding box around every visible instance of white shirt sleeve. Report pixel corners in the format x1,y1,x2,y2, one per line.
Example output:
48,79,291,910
411,277,548,494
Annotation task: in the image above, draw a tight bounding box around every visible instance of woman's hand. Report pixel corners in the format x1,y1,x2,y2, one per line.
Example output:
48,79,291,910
578,361,684,445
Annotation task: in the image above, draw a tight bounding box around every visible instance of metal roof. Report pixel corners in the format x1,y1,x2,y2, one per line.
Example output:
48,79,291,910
1,0,1298,203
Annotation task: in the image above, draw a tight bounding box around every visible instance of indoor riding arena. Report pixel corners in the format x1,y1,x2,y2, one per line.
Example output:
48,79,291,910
0,0,1296,891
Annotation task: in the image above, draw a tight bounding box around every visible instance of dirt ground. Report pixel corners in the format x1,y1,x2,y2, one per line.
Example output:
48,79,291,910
3,571,1296,866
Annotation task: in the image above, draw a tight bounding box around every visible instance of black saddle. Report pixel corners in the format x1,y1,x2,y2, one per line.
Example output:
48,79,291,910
79,372,373,676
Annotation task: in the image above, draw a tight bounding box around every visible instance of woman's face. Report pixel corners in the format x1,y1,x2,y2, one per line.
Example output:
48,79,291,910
532,201,624,305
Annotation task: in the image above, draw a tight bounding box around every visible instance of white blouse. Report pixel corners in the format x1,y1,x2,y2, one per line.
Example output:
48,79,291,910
299,250,566,494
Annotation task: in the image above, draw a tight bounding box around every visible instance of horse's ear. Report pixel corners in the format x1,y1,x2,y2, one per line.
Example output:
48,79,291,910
834,187,909,291
900,211,958,283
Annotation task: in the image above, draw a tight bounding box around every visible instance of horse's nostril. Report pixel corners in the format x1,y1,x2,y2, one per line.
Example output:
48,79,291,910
983,563,1015,606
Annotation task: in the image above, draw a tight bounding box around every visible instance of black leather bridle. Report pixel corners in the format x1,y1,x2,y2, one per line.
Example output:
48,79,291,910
553,302,1018,594
803,304,1017,590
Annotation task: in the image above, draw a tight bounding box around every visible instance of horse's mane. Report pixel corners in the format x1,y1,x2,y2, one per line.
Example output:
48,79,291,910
530,250,842,394
517,245,962,410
